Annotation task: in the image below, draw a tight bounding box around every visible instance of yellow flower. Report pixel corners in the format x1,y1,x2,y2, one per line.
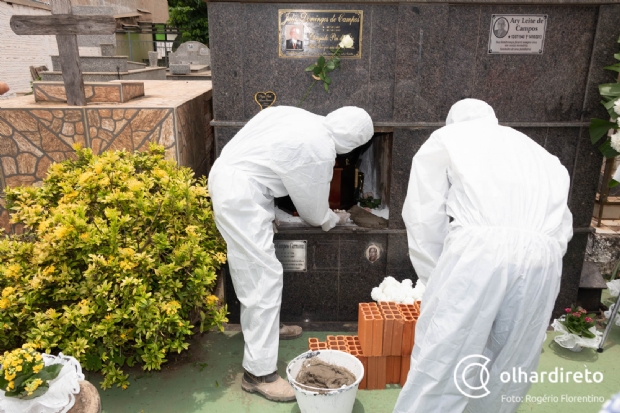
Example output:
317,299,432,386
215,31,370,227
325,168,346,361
7,381,14,390
127,179,144,192
5,264,21,279
78,171,95,185
29,277,42,288
153,168,168,180
43,265,55,276
119,260,137,271
162,301,180,316
215,252,227,264
79,232,90,242
190,186,207,197
206,295,218,306
94,162,103,174
54,225,71,240
2,287,15,298
0,298,9,309
122,384,128,390
15,365,22,372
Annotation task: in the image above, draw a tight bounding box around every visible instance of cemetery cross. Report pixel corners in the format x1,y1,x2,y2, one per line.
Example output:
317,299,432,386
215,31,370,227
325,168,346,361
9,0,116,106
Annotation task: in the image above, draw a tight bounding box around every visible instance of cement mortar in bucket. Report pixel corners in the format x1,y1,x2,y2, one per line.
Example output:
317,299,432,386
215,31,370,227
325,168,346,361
286,350,364,413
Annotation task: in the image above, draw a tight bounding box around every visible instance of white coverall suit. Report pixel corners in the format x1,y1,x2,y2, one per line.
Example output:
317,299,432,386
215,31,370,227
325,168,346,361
208,106,374,376
394,99,573,413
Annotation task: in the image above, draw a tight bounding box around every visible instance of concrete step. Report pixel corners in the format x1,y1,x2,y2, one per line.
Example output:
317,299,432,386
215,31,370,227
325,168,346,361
51,56,130,73
40,67,166,82
127,61,146,71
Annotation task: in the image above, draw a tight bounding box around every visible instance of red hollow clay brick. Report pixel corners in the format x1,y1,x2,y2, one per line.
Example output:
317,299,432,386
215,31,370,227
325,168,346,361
386,356,394,384
393,356,402,384
402,316,414,356
357,355,368,390
326,335,336,342
377,356,387,389
392,314,404,356
400,356,411,387
318,342,328,350
383,313,395,356
367,357,378,390
361,314,374,356
372,315,384,356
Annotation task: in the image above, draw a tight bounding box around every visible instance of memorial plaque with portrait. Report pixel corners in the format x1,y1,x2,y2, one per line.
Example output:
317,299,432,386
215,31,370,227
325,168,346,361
279,10,363,59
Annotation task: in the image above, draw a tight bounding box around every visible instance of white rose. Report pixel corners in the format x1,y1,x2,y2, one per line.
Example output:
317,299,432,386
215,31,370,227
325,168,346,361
339,34,354,49
615,99,620,117
611,131,620,153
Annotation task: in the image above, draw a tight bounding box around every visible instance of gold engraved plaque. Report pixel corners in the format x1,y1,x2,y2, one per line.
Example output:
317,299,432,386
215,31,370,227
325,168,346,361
278,9,363,59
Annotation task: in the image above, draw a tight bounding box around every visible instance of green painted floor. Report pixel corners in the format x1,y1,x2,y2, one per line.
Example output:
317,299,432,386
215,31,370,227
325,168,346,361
89,323,620,413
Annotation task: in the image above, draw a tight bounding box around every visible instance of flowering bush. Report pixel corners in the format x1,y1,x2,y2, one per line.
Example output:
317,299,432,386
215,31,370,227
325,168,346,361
0,145,228,389
0,345,61,399
560,306,597,338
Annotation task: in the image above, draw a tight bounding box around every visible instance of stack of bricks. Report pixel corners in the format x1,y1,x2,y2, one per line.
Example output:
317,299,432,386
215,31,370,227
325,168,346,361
307,335,368,389
307,300,420,391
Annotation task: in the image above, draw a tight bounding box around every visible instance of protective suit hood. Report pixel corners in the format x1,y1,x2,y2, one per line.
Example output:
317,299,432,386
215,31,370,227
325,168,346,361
446,98,498,125
324,107,374,154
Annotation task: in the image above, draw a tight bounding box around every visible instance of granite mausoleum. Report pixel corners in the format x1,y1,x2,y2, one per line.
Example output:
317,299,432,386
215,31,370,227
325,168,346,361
207,0,620,323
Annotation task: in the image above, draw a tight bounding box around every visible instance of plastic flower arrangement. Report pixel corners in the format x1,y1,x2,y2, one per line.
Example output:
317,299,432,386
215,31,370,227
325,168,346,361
298,34,356,107
0,345,61,399
560,306,597,338
589,34,620,187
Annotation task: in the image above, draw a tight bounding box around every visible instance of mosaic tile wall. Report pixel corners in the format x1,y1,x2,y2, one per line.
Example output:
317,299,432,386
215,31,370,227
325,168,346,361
0,94,214,233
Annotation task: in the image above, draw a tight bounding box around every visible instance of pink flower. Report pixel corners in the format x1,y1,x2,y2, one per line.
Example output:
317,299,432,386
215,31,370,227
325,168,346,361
565,308,571,313
572,312,581,317
585,317,593,323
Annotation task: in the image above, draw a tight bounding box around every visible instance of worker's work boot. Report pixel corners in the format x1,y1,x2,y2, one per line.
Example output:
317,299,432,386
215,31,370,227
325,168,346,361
279,323,302,340
241,370,296,402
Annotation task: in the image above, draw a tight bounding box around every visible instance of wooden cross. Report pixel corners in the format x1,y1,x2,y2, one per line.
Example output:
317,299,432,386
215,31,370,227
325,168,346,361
10,0,116,106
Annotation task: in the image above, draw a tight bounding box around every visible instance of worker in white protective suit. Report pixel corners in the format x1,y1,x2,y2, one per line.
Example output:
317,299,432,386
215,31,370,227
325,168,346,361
208,106,374,402
394,99,573,413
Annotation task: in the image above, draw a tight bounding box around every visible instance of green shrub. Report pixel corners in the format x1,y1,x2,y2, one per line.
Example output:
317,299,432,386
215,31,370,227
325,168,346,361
0,145,228,389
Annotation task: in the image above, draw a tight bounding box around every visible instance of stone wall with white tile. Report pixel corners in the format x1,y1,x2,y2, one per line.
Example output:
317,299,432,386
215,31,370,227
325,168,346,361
0,1,58,95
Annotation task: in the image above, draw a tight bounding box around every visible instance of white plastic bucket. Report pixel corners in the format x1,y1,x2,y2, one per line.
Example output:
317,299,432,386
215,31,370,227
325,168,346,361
286,350,364,413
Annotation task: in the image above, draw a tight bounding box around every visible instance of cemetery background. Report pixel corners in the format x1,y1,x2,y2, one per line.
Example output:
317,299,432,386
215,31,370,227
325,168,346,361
1,0,620,412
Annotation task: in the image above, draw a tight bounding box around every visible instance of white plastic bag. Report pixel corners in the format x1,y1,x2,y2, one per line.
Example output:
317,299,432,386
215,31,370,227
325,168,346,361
551,317,602,352
0,353,85,413
607,280,620,298
604,303,620,327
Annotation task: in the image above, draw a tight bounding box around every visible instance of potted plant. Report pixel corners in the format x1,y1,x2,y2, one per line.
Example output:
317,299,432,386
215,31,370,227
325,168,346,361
552,306,602,352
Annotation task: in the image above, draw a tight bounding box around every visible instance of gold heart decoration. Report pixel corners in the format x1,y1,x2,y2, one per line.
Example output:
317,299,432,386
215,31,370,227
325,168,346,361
254,91,277,110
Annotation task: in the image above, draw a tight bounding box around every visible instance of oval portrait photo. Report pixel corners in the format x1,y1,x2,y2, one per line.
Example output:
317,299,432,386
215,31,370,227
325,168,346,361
493,17,509,39
365,244,381,263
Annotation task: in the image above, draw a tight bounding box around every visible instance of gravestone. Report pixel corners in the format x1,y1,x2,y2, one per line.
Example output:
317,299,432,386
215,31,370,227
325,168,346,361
169,41,211,70
148,51,158,67
208,0,620,322
170,64,191,75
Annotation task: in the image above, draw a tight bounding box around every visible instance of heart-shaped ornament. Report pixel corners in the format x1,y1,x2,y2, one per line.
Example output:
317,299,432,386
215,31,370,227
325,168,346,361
254,91,277,110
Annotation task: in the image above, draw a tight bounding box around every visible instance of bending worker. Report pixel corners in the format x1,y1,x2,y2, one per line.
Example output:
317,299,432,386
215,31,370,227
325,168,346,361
395,99,573,413
208,106,373,402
